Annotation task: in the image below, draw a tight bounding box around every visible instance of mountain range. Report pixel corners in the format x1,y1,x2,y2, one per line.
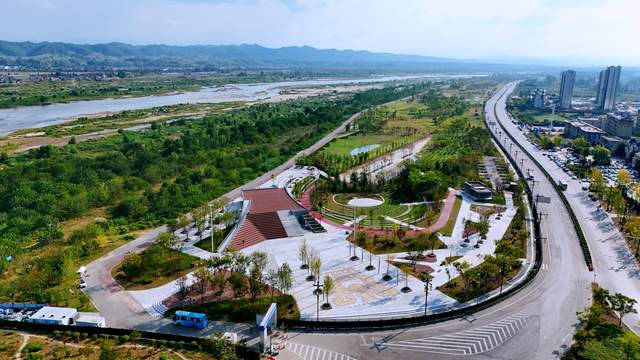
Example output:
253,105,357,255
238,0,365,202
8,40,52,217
0,40,551,72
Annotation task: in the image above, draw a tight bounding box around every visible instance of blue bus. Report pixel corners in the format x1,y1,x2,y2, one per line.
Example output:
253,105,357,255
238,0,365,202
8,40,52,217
172,311,208,329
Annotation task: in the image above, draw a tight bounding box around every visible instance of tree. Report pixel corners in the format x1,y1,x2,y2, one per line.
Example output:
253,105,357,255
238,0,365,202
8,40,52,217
248,252,268,303
453,261,472,291
277,263,293,294
478,215,490,240
227,271,246,298
571,137,591,160
265,269,279,300
99,339,118,360
157,232,180,251
68,136,77,145
194,266,211,303
298,239,309,270
617,169,632,189
192,206,208,240
591,145,611,166
323,275,335,307
609,293,638,326
608,187,628,224
177,275,189,300
590,168,605,196
309,253,322,283
210,272,226,299
230,252,250,274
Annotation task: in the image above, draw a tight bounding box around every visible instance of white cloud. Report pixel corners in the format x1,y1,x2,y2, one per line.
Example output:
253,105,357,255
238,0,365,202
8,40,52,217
1,0,639,65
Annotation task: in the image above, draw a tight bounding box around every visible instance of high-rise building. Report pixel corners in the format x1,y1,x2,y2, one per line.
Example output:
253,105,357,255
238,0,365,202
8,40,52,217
530,88,546,109
558,70,576,109
595,66,622,111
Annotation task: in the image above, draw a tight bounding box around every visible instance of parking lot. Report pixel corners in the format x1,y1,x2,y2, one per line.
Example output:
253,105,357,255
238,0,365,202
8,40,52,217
536,145,639,186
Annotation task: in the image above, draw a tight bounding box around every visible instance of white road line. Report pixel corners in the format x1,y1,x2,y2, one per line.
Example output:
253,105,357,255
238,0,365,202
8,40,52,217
381,313,530,355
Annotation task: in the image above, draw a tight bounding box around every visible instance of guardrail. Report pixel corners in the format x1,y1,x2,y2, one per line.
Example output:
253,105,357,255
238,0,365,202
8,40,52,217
279,90,544,331
0,319,259,360
491,86,593,271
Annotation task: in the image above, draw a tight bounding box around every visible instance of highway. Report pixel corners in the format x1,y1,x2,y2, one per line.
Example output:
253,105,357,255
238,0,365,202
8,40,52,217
277,82,591,360
487,82,640,333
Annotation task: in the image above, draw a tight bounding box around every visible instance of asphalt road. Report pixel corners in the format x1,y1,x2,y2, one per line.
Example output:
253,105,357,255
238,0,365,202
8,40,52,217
487,83,640,333
277,82,591,360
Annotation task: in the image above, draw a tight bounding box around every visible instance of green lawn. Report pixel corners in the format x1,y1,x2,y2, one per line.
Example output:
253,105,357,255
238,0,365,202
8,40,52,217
166,295,299,324
320,134,398,156
531,113,567,123
321,192,425,228
437,196,462,236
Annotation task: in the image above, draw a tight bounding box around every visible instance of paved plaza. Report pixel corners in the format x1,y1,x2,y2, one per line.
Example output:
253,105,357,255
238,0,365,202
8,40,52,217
242,191,520,320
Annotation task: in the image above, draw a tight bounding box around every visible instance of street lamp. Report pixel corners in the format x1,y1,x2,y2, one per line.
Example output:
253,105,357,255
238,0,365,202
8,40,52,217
424,277,433,316
315,283,324,322
208,203,214,252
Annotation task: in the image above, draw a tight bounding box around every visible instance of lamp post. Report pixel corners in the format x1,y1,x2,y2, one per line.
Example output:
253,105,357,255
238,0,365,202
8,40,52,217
315,283,324,321
208,203,214,252
424,277,433,316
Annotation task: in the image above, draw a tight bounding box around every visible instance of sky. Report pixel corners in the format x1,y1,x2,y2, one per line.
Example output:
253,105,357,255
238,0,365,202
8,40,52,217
3,0,640,66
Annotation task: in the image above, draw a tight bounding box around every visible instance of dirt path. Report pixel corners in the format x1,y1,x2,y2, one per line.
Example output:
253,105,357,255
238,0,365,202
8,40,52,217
13,333,28,360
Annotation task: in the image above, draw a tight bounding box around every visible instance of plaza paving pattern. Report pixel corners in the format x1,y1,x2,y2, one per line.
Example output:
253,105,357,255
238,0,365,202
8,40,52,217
242,190,520,320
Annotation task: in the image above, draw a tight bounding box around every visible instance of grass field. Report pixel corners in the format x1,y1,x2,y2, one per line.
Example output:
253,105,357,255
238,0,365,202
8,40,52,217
320,134,398,156
531,113,567,123
314,100,435,171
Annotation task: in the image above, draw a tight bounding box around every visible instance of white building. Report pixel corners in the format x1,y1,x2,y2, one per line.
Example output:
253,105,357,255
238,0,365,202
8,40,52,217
76,312,106,327
28,306,77,326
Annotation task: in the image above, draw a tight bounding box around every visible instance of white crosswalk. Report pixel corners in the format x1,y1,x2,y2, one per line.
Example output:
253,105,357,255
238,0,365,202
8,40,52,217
375,312,530,355
285,341,357,360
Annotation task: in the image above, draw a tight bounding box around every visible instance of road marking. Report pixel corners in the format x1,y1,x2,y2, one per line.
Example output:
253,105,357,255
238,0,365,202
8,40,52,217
285,342,356,360
375,311,530,355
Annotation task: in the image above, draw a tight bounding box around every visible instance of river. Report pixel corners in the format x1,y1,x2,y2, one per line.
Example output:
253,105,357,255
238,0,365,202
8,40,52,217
0,74,480,135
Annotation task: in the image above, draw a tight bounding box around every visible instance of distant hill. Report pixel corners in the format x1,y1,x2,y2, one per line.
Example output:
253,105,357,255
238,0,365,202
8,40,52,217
0,40,547,72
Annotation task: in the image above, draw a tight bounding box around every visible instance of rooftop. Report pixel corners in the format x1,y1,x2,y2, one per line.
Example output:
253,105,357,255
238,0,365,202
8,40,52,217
243,188,304,214
567,120,605,134
29,306,77,321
